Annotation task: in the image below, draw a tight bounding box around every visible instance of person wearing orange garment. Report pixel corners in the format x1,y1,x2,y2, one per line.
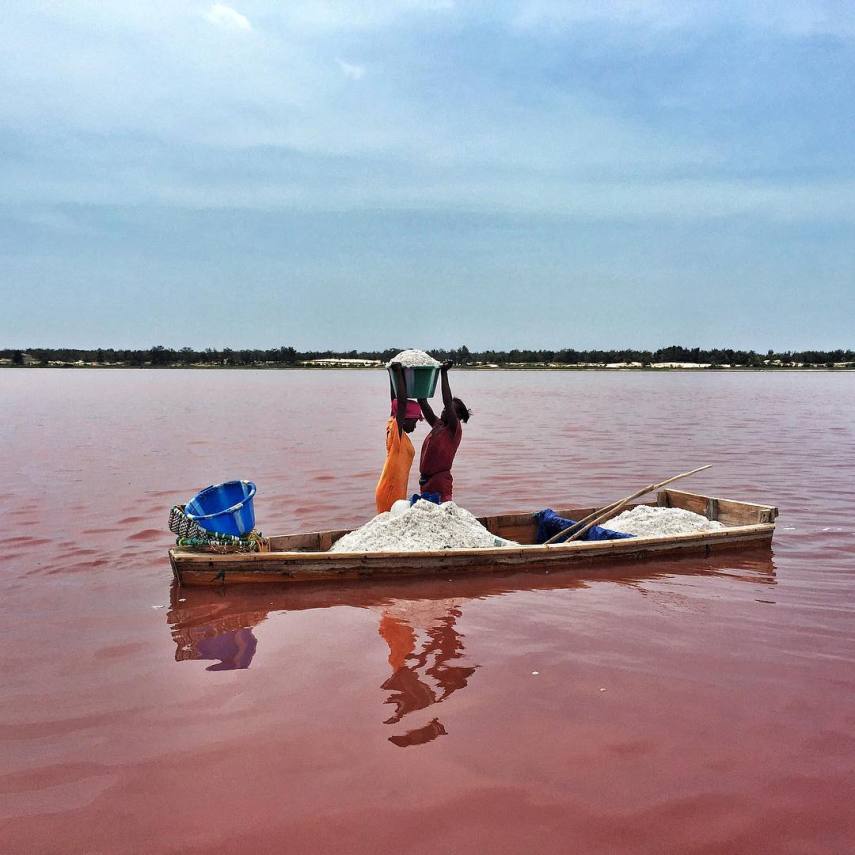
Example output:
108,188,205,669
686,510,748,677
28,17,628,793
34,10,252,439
375,362,423,514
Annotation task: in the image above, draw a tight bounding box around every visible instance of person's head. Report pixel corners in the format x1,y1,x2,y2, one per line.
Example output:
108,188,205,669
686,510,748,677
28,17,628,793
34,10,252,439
443,397,471,424
391,399,424,433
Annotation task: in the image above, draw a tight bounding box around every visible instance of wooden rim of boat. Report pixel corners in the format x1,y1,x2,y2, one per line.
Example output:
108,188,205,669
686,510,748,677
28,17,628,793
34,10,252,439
169,489,778,586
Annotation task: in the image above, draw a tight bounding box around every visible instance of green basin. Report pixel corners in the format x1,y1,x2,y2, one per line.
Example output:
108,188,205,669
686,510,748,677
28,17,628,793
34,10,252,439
389,366,439,399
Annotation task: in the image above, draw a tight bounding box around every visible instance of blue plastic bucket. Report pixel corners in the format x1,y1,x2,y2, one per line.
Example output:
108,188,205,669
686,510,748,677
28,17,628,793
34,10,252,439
185,480,257,536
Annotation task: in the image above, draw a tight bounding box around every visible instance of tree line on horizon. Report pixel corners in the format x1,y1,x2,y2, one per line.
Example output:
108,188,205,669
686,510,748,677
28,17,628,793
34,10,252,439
3,345,854,368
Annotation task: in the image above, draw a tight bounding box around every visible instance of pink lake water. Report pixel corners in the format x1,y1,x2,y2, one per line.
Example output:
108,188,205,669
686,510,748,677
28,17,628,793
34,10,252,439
1,368,854,853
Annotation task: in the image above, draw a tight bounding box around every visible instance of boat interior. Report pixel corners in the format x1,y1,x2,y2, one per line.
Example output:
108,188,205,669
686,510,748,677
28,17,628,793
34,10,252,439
265,489,779,554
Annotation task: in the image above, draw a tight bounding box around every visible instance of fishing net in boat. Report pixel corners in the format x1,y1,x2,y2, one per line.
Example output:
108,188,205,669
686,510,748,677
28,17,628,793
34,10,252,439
174,531,269,553
169,505,269,553
168,505,208,539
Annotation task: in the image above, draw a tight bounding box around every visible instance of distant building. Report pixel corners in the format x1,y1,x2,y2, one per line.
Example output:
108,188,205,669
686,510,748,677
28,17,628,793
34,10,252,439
651,362,711,369
301,358,383,367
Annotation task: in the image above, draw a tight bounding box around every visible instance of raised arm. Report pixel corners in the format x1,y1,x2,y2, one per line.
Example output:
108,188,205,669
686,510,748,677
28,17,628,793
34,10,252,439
418,397,438,427
390,363,408,436
439,360,458,431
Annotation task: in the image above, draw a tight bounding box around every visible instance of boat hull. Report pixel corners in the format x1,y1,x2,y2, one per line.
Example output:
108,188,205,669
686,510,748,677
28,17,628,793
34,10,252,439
170,489,778,587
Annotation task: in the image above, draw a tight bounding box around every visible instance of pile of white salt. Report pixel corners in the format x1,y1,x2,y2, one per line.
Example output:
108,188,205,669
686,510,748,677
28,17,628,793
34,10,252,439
605,505,724,537
330,499,516,552
386,349,440,368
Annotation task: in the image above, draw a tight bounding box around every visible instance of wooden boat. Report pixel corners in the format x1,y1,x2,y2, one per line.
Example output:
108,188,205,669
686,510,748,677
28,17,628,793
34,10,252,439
170,488,778,587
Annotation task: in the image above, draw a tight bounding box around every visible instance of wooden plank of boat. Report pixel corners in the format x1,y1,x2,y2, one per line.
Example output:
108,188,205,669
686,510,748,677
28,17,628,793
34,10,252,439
170,490,778,587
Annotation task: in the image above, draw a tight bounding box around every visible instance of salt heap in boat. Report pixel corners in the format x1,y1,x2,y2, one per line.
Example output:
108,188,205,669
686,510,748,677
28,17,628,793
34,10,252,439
604,506,724,537
386,349,440,368
330,499,516,552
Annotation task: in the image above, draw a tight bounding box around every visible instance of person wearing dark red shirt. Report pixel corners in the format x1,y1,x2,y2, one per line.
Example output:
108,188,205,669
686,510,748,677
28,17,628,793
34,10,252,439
417,361,471,503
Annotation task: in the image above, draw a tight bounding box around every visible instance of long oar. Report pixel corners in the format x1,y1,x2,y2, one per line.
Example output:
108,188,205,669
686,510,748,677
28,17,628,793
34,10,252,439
543,465,712,546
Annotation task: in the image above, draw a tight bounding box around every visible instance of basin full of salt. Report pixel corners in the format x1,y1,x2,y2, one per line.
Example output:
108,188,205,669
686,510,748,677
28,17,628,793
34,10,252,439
330,499,517,553
604,505,725,537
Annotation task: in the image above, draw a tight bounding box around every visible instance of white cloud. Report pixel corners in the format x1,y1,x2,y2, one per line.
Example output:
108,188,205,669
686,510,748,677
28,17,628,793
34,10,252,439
336,59,366,80
2,0,852,226
203,3,252,32
257,1,457,32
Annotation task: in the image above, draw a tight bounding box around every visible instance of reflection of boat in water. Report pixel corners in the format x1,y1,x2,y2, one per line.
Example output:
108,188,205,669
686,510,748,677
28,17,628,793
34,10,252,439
170,490,778,586
167,550,776,745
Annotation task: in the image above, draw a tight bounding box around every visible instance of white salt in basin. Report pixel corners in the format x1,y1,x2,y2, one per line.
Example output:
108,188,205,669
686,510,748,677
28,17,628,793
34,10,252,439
386,349,440,368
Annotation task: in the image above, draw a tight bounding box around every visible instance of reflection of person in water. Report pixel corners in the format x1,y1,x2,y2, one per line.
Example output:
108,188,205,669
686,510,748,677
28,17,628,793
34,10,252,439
377,599,476,747
166,552,776,737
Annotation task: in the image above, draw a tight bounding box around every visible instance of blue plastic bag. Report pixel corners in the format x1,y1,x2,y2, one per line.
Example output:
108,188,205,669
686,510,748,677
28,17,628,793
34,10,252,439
533,508,634,543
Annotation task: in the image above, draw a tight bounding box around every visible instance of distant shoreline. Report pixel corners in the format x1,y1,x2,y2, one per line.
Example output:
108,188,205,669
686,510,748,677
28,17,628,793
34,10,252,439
2,363,853,372
5,347,853,372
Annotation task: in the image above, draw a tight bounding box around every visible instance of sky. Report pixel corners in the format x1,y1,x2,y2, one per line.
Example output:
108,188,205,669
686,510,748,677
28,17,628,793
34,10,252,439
1,0,854,350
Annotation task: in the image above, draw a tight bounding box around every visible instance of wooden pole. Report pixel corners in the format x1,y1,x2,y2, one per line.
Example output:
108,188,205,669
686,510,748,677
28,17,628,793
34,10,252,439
543,465,712,546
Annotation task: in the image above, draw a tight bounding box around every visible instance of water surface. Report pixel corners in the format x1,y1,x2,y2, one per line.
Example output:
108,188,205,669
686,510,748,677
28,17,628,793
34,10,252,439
1,369,854,853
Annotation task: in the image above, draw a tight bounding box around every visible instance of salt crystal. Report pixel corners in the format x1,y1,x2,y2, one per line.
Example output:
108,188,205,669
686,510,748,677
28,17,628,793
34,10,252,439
386,349,440,368
330,499,517,553
605,506,724,537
